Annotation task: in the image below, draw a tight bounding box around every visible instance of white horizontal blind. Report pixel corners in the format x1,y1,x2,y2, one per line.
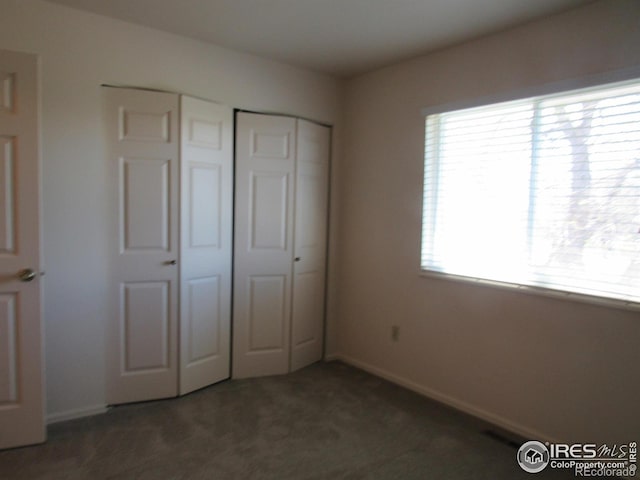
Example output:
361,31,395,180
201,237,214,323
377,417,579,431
422,80,640,304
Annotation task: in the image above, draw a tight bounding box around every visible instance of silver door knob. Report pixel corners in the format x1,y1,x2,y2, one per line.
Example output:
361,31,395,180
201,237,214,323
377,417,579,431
19,268,37,282
165,260,177,265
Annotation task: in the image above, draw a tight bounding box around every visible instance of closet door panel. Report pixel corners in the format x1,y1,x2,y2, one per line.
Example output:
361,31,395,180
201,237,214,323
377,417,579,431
106,87,179,404
233,113,295,378
121,157,170,252
291,120,330,371
186,276,221,361
189,165,221,247
248,274,287,351
179,97,232,394
122,281,170,371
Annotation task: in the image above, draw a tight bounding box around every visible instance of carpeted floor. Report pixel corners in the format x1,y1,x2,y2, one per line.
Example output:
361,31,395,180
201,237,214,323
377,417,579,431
0,361,575,479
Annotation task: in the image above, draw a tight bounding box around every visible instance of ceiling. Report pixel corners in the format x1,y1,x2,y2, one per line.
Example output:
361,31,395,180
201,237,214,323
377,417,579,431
45,0,593,77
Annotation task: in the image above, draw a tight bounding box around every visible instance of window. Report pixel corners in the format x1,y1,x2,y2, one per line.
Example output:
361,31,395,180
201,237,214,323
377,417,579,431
421,79,640,305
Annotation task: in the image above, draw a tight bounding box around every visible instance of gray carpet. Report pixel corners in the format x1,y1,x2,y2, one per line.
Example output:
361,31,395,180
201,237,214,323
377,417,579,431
0,361,575,479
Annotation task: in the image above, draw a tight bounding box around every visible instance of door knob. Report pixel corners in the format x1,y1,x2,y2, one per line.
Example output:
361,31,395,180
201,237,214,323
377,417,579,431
165,260,177,265
294,257,301,262
19,268,37,282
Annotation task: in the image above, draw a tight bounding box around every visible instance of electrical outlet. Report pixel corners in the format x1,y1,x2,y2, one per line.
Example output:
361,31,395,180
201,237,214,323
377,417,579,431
391,325,400,342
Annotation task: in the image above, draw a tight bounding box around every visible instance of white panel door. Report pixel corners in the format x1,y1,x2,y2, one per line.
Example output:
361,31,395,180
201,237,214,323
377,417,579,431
179,96,232,394
233,113,295,378
105,87,179,404
0,50,44,449
290,120,330,371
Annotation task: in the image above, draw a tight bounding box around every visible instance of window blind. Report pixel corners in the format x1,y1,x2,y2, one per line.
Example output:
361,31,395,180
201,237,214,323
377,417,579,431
421,80,640,304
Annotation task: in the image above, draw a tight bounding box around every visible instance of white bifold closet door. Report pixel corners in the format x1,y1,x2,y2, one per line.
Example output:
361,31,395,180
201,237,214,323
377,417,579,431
105,88,180,404
179,96,232,395
105,88,232,405
233,112,330,378
290,119,330,372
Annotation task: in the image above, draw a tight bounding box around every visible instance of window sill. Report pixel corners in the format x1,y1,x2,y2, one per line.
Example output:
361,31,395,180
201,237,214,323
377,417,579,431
418,269,640,313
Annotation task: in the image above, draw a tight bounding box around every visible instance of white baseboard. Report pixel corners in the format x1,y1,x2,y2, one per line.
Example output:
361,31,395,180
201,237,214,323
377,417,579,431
330,353,559,444
47,404,109,425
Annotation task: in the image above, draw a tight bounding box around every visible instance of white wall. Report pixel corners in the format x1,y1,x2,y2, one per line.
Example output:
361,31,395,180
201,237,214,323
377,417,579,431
0,0,342,420
339,0,640,443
